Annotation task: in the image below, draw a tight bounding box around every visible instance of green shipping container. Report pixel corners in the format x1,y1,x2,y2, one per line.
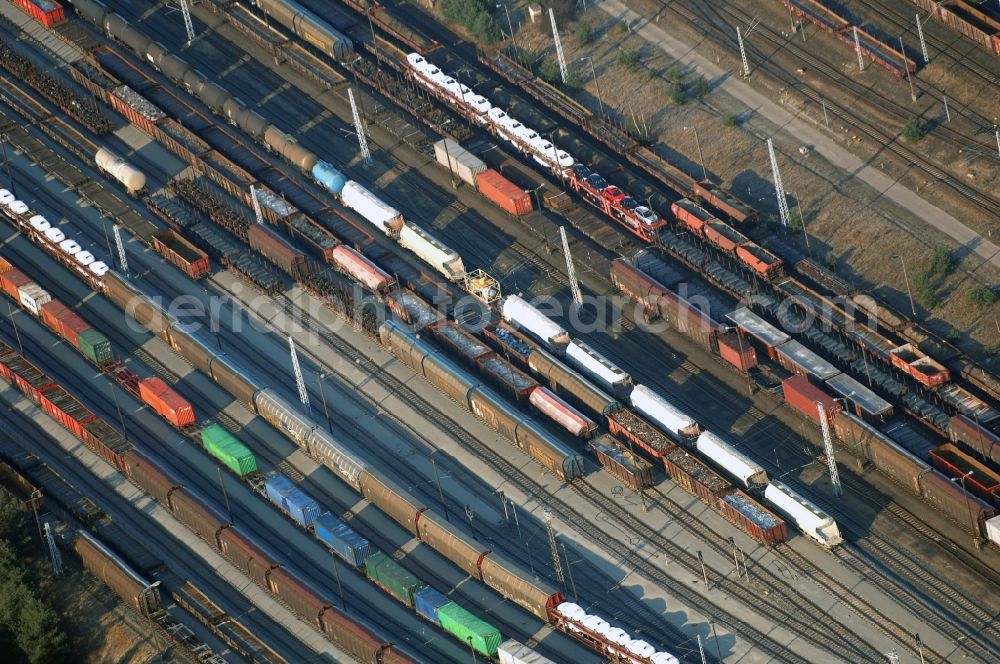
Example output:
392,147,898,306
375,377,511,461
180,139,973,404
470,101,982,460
201,423,257,476
76,328,113,364
437,602,501,657
364,551,425,608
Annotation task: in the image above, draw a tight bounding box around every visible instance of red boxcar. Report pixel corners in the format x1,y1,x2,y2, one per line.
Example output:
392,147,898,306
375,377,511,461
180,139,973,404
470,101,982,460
138,376,195,428
81,418,131,473
782,375,841,425
12,0,65,28
718,332,757,371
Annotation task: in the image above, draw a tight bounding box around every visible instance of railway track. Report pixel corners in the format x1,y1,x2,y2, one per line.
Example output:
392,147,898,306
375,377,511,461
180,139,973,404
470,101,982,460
667,0,1000,218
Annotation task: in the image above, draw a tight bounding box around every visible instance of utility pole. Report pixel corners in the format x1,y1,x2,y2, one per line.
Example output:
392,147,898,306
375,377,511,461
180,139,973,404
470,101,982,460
0,133,15,198
737,26,750,78
560,542,578,600
315,370,331,433
579,56,604,117
348,88,372,166
943,95,950,123
900,37,916,103
559,227,583,306
766,138,790,227
697,635,707,664
893,254,917,317
113,224,128,275
549,8,568,83
331,555,346,610
289,336,309,409
544,509,565,585
7,301,23,353
45,523,63,576
817,401,842,497
431,455,449,522
218,466,233,524
791,191,811,255
179,0,195,46
915,14,929,64
853,26,865,72
497,3,519,55
250,185,264,225
915,633,926,664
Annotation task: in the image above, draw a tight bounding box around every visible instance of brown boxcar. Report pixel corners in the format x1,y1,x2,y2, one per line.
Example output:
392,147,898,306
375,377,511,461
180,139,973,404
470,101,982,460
415,510,488,579
948,414,1000,467
420,351,479,407
607,406,675,458
479,550,561,621
167,324,216,377
657,290,722,353
247,223,309,279
123,449,179,505
514,417,583,480
718,332,757,371
610,257,668,315
590,434,655,489
359,471,424,535
152,230,211,279
266,566,330,624
217,528,278,588
166,487,228,544
320,608,405,664
103,272,173,339
475,169,533,216
207,354,258,407
527,348,618,416
832,412,928,494
0,462,41,512
73,531,160,616
81,419,131,473
919,469,996,533
469,387,523,442
929,444,1000,506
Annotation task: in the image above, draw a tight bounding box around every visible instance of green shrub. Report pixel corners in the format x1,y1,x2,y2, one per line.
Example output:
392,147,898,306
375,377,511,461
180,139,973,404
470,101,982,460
824,251,837,270
539,57,561,83
668,81,685,105
928,245,954,277
914,272,939,309
564,65,584,90
618,48,639,71
903,117,926,142
441,0,501,43
722,112,737,127
695,76,710,100
967,287,999,307
575,21,593,46
666,66,682,84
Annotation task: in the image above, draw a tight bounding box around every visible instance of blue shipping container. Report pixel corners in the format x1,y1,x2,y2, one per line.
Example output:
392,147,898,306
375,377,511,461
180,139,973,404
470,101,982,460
413,587,451,625
314,513,371,566
264,474,295,508
312,161,347,195
283,487,321,528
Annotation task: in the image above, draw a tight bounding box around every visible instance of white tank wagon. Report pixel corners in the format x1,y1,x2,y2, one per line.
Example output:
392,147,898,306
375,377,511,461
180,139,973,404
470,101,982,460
695,431,768,488
501,294,570,348
398,223,466,282
764,480,843,547
95,148,146,194
629,384,699,442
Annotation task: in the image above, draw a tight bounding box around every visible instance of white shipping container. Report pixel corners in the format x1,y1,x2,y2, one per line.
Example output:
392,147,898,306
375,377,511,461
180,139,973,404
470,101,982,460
17,284,51,316
565,339,631,397
696,431,768,488
341,181,403,235
765,480,843,547
986,515,1000,547
629,384,699,440
497,639,557,664
501,294,569,347
398,223,466,281
433,139,486,187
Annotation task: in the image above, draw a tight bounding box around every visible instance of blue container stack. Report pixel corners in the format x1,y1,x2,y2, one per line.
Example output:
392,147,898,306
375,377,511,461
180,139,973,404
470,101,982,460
314,512,372,566
413,587,451,625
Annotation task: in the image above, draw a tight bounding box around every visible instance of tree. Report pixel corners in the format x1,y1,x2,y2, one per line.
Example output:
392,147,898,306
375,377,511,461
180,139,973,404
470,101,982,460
470,12,501,43
824,251,837,270
695,76,710,100
668,81,685,105
575,21,593,46
903,117,926,142
15,596,68,664
0,495,24,545
539,57,561,83
722,112,737,127
564,65,584,90
967,287,999,307
618,48,639,71
914,272,939,309
928,245,954,277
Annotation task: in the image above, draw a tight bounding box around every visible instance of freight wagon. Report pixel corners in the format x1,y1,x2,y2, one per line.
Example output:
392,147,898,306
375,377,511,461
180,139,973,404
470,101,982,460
152,230,211,279
764,480,842,547
11,0,65,28
910,0,1000,56
929,444,1000,507
590,434,654,490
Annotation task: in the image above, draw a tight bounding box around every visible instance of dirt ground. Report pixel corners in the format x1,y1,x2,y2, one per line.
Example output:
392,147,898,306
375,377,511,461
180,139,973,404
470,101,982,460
46,561,173,664
425,0,1000,363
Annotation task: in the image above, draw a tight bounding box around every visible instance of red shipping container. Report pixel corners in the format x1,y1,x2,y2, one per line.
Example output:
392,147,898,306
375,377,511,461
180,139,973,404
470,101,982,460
476,170,533,216
138,376,195,428
0,268,32,300
40,300,71,333
718,332,757,371
0,257,11,274
782,375,841,425
59,312,92,348
13,0,65,28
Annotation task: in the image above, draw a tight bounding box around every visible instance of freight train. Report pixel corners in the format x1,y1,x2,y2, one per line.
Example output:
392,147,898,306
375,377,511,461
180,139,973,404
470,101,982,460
910,0,1000,56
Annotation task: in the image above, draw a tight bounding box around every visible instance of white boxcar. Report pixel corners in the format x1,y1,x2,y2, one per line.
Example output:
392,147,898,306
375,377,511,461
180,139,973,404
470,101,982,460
696,431,768,488
398,223,466,281
764,480,842,547
433,139,486,187
501,294,569,347
565,339,632,398
629,384,699,441
497,639,557,664
341,181,404,235
17,284,51,316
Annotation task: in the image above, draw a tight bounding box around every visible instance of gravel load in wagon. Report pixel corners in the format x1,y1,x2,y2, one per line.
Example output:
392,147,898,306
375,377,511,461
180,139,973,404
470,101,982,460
480,356,536,395
664,448,729,492
608,407,672,452
433,323,493,361
287,214,337,251
721,492,781,529
112,85,165,123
